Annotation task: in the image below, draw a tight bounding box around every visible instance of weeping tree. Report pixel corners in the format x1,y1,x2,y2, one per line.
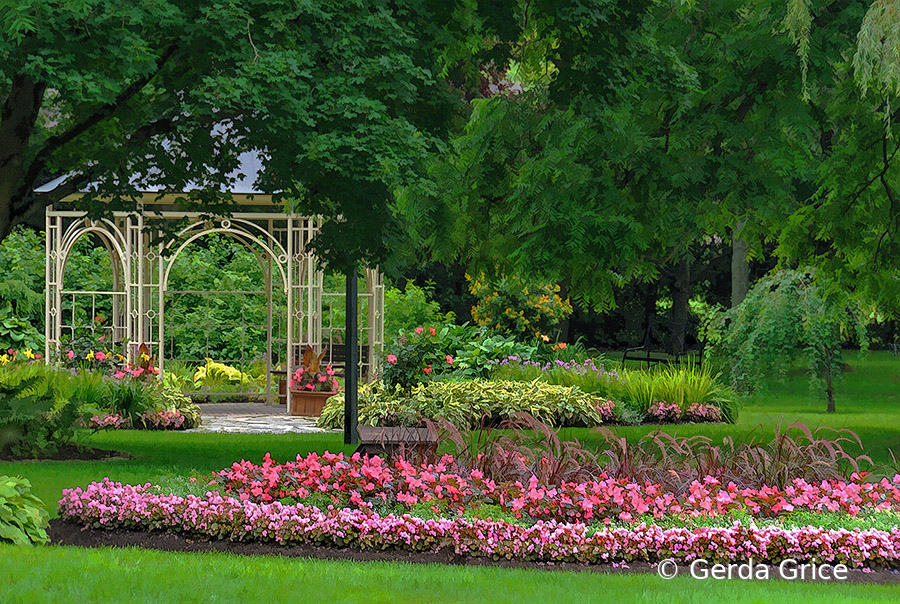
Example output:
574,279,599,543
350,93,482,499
706,269,868,412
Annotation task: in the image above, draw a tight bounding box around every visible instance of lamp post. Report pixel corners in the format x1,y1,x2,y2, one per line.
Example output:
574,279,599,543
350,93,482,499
344,265,358,445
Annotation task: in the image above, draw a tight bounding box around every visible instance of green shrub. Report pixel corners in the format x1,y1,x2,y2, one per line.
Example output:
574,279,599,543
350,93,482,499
489,360,738,423
0,374,86,458
106,378,157,423
0,476,49,545
153,383,203,429
384,281,456,340
318,379,603,429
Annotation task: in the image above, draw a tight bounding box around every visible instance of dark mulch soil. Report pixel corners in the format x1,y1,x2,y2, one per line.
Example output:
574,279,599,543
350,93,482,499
0,445,130,462
48,520,900,584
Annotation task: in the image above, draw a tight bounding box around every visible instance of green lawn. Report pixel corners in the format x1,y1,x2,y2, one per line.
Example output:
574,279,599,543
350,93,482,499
2,544,898,603
1,351,899,601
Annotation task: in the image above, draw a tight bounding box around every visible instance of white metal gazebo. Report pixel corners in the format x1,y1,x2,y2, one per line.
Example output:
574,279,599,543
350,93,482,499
38,152,383,410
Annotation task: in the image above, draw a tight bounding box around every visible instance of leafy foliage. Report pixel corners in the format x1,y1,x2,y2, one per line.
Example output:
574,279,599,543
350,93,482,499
192,358,262,392
467,272,572,339
0,476,49,546
705,269,868,412
0,0,484,271
0,371,85,458
384,281,455,340
317,379,604,429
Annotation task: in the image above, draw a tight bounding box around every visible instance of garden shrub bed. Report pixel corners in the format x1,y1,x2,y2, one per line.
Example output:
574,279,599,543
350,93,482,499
316,380,729,429
58,478,900,569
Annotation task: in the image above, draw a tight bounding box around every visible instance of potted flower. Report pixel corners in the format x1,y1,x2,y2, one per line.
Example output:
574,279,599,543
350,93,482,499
288,346,339,416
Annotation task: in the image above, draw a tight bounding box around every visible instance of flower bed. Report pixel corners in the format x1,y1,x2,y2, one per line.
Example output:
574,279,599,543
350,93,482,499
58,478,900,568
87,409,192,431
213,453,900,523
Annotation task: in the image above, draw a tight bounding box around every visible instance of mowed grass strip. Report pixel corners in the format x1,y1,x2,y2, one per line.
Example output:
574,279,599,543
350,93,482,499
2,544,898,604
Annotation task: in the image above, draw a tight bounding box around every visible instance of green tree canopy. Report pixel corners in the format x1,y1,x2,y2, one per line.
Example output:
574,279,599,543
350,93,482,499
0,0,481,269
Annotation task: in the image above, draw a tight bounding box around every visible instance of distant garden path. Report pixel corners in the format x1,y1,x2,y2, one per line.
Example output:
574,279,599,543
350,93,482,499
191,403,330,434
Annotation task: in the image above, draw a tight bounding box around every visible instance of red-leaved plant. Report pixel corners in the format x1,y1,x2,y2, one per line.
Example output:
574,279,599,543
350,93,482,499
290,346,339,393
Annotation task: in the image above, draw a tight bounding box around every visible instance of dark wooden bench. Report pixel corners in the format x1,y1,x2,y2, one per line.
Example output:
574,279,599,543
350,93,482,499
621,322,702,370
327,343,371,379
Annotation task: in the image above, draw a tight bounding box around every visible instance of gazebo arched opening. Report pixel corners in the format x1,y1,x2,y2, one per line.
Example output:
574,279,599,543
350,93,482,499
160,230,286,404
52,219,129,360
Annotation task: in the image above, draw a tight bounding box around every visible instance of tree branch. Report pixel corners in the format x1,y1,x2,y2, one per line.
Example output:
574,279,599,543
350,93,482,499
17,43,178,204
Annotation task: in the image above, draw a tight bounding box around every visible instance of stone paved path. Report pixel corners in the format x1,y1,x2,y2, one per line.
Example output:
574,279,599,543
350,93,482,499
186,403,338,434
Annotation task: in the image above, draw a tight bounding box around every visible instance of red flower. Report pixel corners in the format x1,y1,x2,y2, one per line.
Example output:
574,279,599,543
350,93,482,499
423,365,432,375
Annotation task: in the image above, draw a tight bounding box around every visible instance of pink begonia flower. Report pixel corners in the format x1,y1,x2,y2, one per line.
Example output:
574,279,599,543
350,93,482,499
326,366,335,376
445,355,454,365
305,383,315,390
114,371,126,379
332,378,339,390
387,354,397,364
318,374,327,382
130,367,144,377
66,350,75,361
429,328,436,336
95,351,107,362
414,327,424,334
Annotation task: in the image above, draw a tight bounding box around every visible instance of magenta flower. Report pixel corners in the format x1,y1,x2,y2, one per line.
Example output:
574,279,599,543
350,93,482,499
66,349,75,361
387,354,397,364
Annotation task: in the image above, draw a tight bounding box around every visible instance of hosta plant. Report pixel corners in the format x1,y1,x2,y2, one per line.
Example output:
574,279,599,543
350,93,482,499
318,379,604,429
0,476,49,545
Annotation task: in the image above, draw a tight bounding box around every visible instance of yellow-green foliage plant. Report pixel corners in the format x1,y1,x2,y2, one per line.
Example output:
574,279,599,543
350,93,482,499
317,379,603,429
192,358,261,391
0,476,49,545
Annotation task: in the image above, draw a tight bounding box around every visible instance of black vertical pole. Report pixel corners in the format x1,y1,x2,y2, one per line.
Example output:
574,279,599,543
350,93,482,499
344,265,359,445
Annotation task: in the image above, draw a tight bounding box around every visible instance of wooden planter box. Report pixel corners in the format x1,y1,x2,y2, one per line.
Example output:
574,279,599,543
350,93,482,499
356,426,439,457
289,389,336,417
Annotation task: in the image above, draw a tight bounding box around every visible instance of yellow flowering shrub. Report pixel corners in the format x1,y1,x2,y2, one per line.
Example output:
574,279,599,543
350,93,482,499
466,273,573,339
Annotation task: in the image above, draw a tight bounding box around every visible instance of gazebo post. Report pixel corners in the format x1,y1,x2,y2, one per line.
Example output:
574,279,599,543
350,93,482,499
344,265,358,445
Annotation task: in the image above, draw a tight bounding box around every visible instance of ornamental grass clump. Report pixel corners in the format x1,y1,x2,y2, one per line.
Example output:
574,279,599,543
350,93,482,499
594,421,873,491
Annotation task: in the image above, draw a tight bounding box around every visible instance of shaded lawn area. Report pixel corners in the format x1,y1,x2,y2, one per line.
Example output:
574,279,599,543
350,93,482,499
2,544,898,603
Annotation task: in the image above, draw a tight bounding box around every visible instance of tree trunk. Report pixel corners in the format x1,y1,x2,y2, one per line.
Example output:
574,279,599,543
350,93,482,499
0,74,45,240
670,257,691,355
731,221,750,308
825,356,835,413
557,278,571,342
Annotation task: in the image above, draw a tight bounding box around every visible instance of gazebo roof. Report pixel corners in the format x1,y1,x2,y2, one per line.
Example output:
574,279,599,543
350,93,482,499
35,149,267,196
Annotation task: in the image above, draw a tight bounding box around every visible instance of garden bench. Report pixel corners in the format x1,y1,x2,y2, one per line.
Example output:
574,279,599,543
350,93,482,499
621,322,702,369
